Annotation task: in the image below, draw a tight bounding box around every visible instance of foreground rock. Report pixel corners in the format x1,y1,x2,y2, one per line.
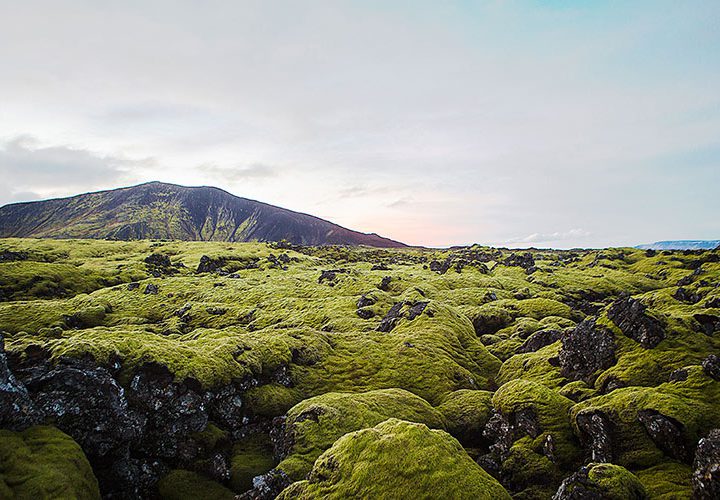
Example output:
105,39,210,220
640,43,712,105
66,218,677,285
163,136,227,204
554,463,647,499
278,419,511,499
693,429,720,499
0,425,101,499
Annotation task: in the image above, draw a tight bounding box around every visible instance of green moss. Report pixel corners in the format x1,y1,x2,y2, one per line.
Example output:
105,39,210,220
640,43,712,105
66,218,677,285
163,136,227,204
276,389,445,480
436,389,494,446
496,342,564,388
277,419,511,500
571,366,720,469
157,469,236,500
230,433,276,493
634,462,692,499
565,463,648,499
0,425,100,499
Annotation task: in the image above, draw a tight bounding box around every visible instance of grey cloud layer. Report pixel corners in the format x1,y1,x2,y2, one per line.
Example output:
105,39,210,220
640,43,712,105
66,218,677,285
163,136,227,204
0,1,718,246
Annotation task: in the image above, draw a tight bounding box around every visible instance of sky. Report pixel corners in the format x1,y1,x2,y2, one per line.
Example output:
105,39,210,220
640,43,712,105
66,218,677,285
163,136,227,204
0,0,718,248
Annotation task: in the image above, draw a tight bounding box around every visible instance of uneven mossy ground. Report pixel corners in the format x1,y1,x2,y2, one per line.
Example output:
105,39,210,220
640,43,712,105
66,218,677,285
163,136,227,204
1,238,719,498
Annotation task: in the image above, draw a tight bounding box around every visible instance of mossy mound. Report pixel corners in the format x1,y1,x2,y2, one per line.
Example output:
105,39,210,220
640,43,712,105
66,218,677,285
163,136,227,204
277,418,511,500
276,388,445,480
157,469,236,500
436,389,494,447
229,433,277,493
0,425,100,499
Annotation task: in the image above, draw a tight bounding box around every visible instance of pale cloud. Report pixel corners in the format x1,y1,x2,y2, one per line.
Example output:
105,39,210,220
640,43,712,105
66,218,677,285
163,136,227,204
504,229,593,247
0,1,717,247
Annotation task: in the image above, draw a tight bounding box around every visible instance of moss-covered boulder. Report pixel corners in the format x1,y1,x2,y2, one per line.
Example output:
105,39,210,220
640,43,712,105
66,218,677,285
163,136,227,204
0,425,100,499
554,463,647,499
275,388,445,480
436,389,493,447
277,418,511,499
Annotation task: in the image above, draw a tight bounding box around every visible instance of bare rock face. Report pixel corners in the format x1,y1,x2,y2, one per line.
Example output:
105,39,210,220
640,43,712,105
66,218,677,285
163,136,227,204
516,329,562,354
702,354,720,380
236,469,292,500
128,363,208,461
607,296,665,348
559,319,616,384
637,409,690,462
376,301,429,332
693,429,720,499
575,411,613,464
0,333,38,430
25,361,144,459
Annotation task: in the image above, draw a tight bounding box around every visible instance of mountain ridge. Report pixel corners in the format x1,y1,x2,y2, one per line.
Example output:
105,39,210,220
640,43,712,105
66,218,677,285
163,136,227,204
0,181,406,247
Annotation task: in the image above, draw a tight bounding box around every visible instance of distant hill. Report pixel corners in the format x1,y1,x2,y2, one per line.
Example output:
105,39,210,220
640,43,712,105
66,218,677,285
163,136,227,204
635,240,720,251
0,182,406,247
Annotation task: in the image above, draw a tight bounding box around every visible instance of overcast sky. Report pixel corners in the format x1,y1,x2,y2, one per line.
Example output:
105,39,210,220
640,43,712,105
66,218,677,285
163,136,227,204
1,1,718,247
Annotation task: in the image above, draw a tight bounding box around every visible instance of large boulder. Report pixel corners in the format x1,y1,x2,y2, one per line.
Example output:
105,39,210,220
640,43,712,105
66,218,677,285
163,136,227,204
607,296,664,348
559,319,616,384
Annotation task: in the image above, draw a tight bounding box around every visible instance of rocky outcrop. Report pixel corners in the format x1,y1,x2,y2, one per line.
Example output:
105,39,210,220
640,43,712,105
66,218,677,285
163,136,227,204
516,329,562,354
559,319,616,384
637,409,689,462
0,333,37,430
376,301,429,332
575,411,613,463
553,463,647,500
693,429,720,499
607,296,665,348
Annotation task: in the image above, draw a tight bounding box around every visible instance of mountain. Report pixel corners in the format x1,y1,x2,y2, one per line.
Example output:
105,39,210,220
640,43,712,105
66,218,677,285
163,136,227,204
0,182,406,247
635,240,720,251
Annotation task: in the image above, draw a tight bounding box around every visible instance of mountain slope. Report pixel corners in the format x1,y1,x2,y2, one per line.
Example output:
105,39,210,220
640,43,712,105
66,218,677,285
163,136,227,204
0,182,406,247
635,240,720,251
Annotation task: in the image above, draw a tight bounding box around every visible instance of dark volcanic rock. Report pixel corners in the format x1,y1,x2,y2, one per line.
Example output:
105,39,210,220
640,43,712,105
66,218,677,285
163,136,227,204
144,283,159,295
504,252,535,272
702,354,720,380
693,429,720,499
559,319,616,384
26,361,143,458
0,333,38,430
197,255,223,273
378,275,393,291
673,287,700,304
576,411,613,463
377,302,405,332
607,296,665,348
356,294,375,309
516,329,562,354
237,468,292,500
144,253,171,267
376,301,429,332
637,409,689,462
694,314,720,336
127,363,207,460
0,249,28,261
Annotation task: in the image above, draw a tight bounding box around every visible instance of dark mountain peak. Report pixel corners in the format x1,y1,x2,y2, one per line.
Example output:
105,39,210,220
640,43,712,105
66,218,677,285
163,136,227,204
0,182,406,247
